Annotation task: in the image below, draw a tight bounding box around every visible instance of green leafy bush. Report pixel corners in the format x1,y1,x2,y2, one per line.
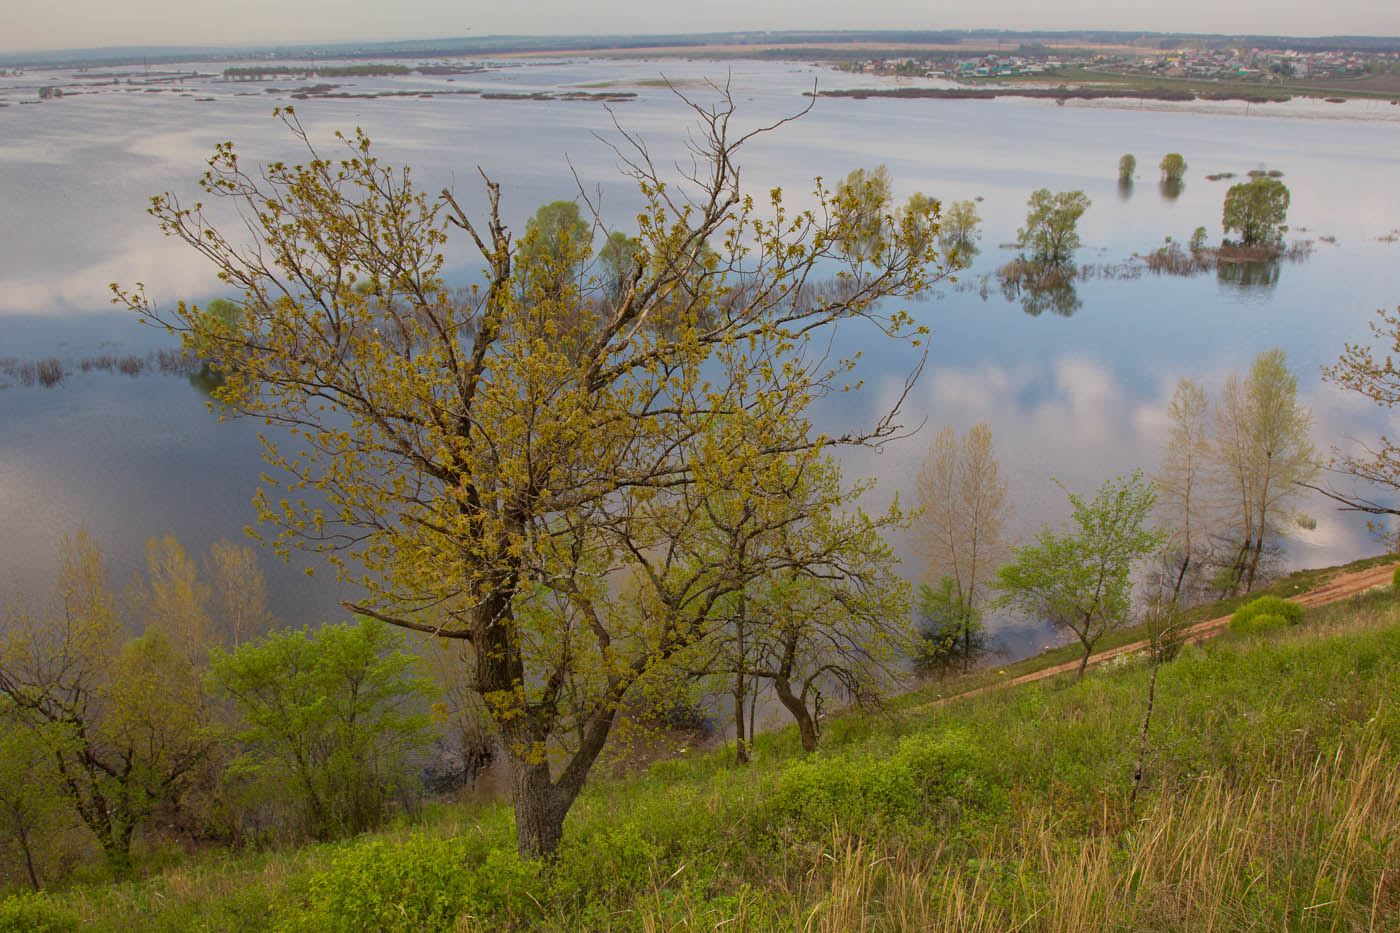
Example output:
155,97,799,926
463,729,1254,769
0,892,81,933
207,617,436,841
766,727,991,833
1392,565,1400,591
550,823,662,907
1233,612,1289,636
290,833,539,932
1230,595,1303,635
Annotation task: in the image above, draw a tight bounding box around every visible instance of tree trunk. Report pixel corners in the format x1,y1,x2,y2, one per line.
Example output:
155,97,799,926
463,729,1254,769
747,683,758,757
962,611,972,674
1245,452,1272,593
733,596,749,764
773,676,818,752
1129,659,1160,806
16,820,40,891
505,747,567,860
1171,551,1191,606
472,578,568,860
1076,640,1093,680
733,671,749,765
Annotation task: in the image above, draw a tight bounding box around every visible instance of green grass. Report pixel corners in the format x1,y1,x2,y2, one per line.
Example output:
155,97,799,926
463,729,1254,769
892,552,1396,709
10,563,1400,930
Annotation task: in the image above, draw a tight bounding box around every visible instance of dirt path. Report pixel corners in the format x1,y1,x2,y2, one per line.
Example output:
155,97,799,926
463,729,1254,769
921,562,1397,710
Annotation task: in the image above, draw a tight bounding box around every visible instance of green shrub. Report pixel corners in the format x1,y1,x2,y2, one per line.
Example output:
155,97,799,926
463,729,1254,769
1233,612,1290,636
0,892,81,933
290,833,539,932
550,823,662,907
1230,596,1303,634
765,727,992,834
1392,565,1399,591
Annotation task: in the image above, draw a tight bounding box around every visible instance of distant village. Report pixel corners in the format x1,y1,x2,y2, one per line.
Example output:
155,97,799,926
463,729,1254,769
846,46,1399,84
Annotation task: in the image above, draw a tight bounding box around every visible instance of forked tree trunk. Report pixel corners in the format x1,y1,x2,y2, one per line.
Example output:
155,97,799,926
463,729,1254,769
773,675,818,752
1075,628,1095,680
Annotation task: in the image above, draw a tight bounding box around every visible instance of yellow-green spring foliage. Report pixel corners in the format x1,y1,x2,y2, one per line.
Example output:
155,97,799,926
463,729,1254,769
1230,595,1303,635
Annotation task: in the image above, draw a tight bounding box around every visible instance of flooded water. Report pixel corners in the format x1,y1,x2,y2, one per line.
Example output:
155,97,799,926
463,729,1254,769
2,57,1399,656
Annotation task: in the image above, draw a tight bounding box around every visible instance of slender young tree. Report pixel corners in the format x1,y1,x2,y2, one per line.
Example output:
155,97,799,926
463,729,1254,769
914,423,1011,671
116,97,950,858
1156,379,1211,604
993,471,1166,679
0,703,72,890
1213,349,1317,593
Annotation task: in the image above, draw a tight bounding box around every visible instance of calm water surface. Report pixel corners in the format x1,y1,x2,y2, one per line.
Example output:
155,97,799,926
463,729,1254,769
2,59,1398,656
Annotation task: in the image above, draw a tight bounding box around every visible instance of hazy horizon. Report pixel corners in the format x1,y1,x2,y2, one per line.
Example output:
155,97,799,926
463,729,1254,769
5,1,1399,57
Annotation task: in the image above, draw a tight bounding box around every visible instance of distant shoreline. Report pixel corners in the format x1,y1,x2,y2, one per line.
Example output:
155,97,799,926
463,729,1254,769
818,86,1293,104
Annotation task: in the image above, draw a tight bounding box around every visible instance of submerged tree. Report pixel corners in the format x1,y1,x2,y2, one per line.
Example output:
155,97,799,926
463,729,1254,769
913,576,985,678
116,99,949,858
1156,379,1212,605
1222,177,1290,248
938,199,982,261
1212,348,1317,594
913,423,1011,672
1118,153,1136,182
1017,189,1090,267
1159,153,1187,183
994,472,1165,679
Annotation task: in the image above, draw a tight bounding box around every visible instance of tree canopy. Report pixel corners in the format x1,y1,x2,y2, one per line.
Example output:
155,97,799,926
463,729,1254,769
1159,153,1187,183
1222,177,1290,248
1017,189,1090,267
116,100,949,858
1212,348,1316,593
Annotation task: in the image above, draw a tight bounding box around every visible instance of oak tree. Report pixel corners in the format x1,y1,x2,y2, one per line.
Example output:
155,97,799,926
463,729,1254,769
116,98,948,858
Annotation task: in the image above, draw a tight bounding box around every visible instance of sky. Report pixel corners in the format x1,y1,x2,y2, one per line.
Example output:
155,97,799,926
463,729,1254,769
5,0,1399,55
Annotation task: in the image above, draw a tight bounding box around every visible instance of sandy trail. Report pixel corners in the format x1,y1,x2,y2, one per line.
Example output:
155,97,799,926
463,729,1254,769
920,562,1397,710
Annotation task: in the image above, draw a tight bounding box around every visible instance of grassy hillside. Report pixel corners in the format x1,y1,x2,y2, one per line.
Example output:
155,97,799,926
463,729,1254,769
8,569,1400,931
